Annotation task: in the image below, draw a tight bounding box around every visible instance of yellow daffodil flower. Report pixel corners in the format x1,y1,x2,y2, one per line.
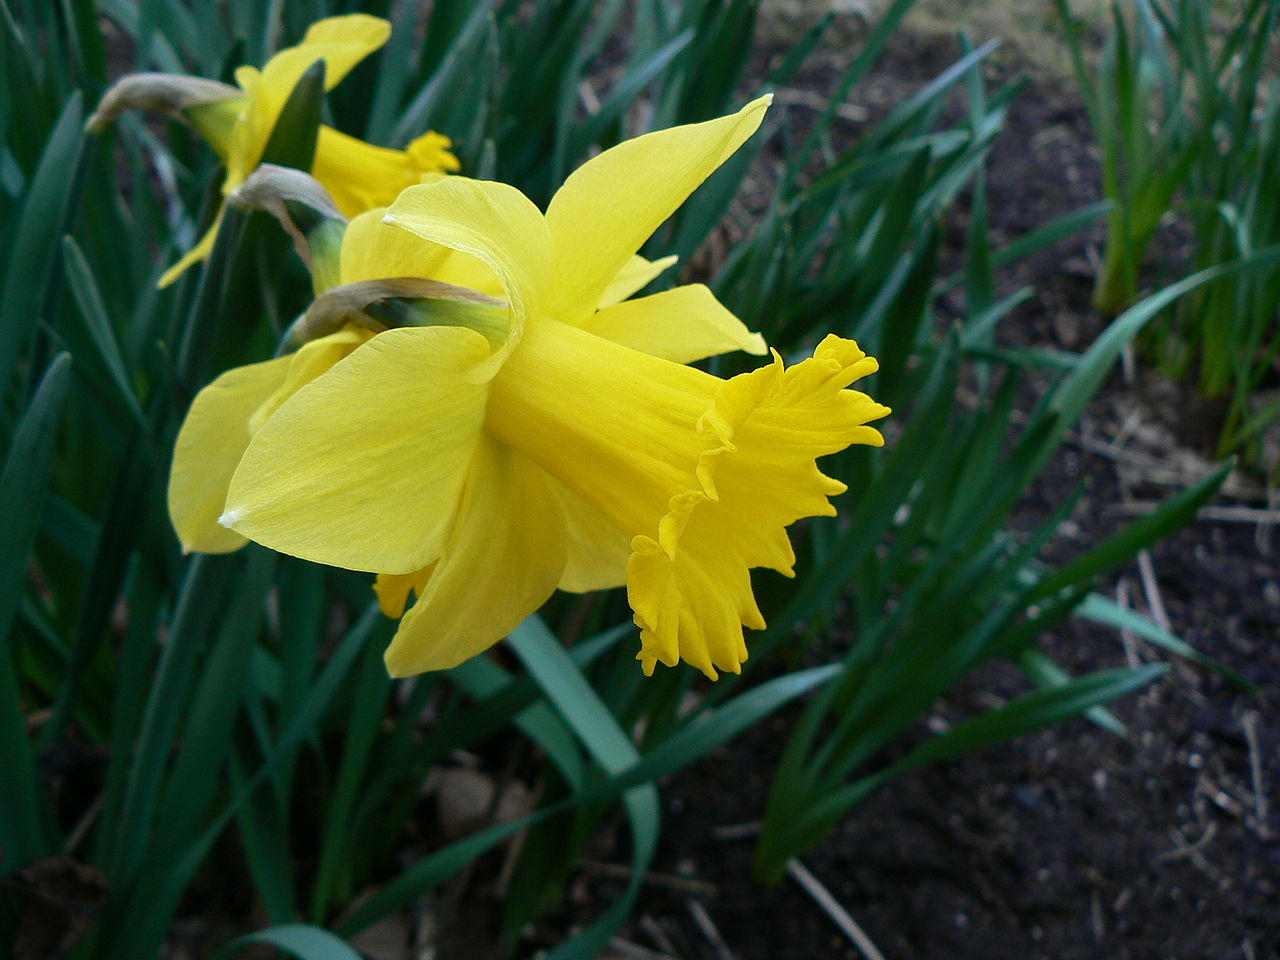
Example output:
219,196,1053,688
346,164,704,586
168,97,890,680
88,14,458,287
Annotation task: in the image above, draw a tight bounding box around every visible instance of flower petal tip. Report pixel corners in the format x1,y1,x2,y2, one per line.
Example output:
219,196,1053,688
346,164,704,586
383,651,412,680
217,508,242,529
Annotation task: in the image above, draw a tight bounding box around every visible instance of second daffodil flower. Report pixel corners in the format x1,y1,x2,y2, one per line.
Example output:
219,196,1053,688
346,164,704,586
169,97,890,680
88,14,458,287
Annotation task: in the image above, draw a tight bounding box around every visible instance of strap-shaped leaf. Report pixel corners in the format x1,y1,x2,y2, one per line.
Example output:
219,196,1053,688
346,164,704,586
758,664,1166,881
1075,593,1255,690
0,353,72,872
210,924,361,960
1031,460,1232,601
62,236,147,425
260,59,325,172
333,632,836,938
507,616,659,960
0,94,84,408
111,606,388,959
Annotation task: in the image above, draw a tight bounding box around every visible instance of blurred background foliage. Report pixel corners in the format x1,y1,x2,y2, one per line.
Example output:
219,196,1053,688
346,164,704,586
0,0,1267,957
1058,0,1280,470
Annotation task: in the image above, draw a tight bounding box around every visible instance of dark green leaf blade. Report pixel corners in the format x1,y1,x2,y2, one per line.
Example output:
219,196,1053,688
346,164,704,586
0,353,73,871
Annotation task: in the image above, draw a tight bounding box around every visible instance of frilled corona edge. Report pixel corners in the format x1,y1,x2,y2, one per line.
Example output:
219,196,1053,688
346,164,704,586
166,96,892,680
628,335,888,679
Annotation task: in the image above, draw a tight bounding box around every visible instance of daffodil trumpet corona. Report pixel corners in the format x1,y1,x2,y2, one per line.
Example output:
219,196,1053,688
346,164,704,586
168,96,890,680
88,14,458,287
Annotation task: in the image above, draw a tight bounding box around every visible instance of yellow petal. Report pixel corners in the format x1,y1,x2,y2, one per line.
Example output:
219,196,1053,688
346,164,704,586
312,126,458,219
247,325,373,434
627,533,761,680
374,567,433,618
222,325,492,574
226,16,391,187
258,14,390,99
597,254,677,309
581,283,767,364
313,127,417,217
487,320,888,679
405,130,460,175
339,208,454,283
169,327,372,554
226,66,270,188
546,474,631,593
543,96,770,323
630,337,890,678
383,178,552,343
183,95,247,161
487,320,717,539
169,354,294,553
158,205,224,288
383,437,567,676
338,209,501,299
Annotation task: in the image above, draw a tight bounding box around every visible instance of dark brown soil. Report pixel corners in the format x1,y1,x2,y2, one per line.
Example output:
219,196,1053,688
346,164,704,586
66,15,1276,960
613,26,1280,960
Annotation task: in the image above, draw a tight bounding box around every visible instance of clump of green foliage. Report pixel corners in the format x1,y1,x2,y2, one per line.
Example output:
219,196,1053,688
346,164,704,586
0,1,1250,957
1059,0,1280,467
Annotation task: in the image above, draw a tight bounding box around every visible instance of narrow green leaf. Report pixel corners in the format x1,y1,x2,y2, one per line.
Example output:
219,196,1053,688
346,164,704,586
761,664,1165,880
153,548,275,857
110,552,235,885
959,285,1035,350
964,174,993,318
786,0,922,181
307,636,395,921
889,664,1165,775
625,663,841,783
507,616,658,960
568,29,694,160
0,353,72,645
0,353,72,871
1032,460,1231,600
92,567,161,868
61,235,146,425
113,606,388,959
1017,648,1126,736
508,619,646,780
260,59,324,172
64,0,108,85
210,924,361,960
363,0,423,142
0,93,83,406
232,750,298,925
1042,245,1280,472
389,0,496,146
174,204,249,391
336,659,837,936
39,420,161,750
450,655,588,792
1075,593,1255,689
766,13,832,85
